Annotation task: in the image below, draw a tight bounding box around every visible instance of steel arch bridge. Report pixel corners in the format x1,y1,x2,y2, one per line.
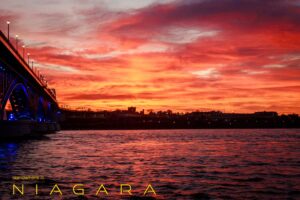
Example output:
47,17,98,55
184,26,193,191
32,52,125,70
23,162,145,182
0,31,59,136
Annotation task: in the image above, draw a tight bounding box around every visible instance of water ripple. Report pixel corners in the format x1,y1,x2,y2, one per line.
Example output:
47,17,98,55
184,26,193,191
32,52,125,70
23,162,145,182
0,129,299,199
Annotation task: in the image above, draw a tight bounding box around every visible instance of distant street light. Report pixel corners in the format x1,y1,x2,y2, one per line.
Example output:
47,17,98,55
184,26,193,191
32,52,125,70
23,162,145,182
22,45,26,58
15,35,19,50
27,53,30,65
6,21,10,40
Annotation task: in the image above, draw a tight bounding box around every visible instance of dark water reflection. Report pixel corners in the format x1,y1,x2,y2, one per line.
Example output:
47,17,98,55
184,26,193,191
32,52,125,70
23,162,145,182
0,129,300,199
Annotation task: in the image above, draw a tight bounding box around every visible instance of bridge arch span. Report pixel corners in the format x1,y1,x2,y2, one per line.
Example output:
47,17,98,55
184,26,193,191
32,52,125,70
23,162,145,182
1,81,33,120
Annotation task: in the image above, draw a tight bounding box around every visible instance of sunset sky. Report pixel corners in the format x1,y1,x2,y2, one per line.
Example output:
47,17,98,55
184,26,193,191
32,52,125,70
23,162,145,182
0,0,299,113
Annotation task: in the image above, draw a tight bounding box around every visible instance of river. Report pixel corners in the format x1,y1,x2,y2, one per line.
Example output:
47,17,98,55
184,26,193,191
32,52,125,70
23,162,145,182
0,129,299,199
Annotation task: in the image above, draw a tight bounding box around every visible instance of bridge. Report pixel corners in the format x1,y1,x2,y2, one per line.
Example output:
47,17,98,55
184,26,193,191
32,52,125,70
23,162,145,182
0,30,60,137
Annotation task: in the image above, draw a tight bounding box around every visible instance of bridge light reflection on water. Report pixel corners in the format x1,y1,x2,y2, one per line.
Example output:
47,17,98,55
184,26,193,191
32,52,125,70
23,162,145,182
0,143,18,169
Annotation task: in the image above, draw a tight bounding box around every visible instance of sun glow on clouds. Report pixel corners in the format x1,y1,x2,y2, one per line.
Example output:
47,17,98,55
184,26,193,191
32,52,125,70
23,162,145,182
1,0,300,113
159,27,219,44
38,63,80,73
262,64,286,69
192,68,220,79
90,43,169,59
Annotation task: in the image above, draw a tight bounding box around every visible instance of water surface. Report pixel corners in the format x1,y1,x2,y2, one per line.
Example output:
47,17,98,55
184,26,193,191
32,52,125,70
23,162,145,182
0,129,299,199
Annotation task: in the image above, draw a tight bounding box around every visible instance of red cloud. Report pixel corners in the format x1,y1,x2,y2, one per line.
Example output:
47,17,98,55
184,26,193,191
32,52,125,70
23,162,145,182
1,0,299,113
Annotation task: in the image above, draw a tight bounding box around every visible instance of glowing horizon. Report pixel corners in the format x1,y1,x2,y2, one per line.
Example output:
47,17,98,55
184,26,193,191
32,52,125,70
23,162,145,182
1,0,299,114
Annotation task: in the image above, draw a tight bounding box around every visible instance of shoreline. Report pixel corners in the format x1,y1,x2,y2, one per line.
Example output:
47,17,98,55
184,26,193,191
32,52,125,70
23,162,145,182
59,127,300,130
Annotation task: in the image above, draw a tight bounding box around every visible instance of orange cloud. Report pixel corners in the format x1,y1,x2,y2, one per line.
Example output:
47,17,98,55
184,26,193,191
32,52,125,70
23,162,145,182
1,0,299,113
